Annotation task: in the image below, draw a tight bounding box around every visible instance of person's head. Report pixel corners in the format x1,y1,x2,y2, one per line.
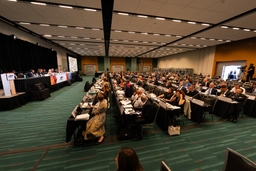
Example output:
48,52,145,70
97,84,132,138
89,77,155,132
209,82,214,88
203,78,208,83
97,93,104,101
188,85,195,92
179,81,184,86
167,87,174,94
116,147,143,171
236,88,243,94
137,89,143,95
253,83,256,88
141,95,147,103
234,83,240,89
220,85,228,91
175,90,185,98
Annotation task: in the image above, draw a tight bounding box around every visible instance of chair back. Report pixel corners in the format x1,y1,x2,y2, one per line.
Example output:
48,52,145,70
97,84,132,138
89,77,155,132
222,148,256,171
152,102,160,124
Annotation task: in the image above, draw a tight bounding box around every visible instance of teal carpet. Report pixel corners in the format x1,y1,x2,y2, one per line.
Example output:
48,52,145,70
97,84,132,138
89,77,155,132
1,76,256,171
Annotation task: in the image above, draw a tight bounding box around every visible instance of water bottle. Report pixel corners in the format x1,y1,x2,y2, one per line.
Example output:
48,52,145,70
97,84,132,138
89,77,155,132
24,75,26,79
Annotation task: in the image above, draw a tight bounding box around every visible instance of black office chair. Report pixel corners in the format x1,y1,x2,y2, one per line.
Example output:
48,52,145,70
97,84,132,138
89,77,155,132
222,147,256,171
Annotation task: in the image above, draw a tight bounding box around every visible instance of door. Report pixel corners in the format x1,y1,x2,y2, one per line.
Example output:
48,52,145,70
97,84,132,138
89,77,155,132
83,65,96,76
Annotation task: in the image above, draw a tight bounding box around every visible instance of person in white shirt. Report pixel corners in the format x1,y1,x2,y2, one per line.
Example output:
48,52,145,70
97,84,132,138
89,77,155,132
204,82,218,95
131,89,145,108
230,83,246,94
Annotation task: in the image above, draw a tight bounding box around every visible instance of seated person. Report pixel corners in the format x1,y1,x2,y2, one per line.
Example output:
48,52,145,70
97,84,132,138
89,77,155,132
229,88,247,123
177,81,187,93
217,85,232,97
131,88,145,109
183,79,192,88
133,95,155,140
230,83,245,94
204,82,218,95
27,69,35,77
82,93,107,144
170,90,186,125
101,82,110,99
186,85,199,98
124,80,132,98
158,87,174,103
115,147,143,171
250,82,256,94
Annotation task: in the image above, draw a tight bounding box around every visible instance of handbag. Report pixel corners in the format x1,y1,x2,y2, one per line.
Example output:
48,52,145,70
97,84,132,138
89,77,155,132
168,125,180,136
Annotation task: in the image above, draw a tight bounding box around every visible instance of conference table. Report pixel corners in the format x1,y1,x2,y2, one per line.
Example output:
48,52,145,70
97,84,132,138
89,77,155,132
190,98,211,124
243,94,256,117
213,96,238,119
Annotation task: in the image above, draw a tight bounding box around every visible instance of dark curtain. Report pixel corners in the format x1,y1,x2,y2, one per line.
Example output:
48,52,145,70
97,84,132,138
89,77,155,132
0,32,57,73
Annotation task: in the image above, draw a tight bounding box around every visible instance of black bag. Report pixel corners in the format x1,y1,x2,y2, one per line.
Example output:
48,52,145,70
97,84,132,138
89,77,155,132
118,126,133,140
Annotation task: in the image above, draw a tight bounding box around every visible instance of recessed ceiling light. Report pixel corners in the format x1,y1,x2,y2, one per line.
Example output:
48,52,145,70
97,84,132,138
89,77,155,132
44,35,51,37
176,35,182,38
76,27,84,29
233,27,240,30
138,15,148,18
118,12,129,16
218,39,223,41
153,33,159,36
172,19,181,22
202,23,210,26
84,8,97,12
31,2,46,5
40,24,50,26
209,38,215,41
188,21,196,24
221,26,228,28
92,28,100,30
226,40,231,42
114,30,122,32
141,32,148,35
71,36,78,38
113,39,118,41
19,22,31,25
58,36,65,38
59,5,73,9
165,34,171,37
254,30,256,32
58,25,68,28
200,38,206,40
84,37,90,39
191,37,197,39
128,31,135,34
156,17,165,20
243,29,250,31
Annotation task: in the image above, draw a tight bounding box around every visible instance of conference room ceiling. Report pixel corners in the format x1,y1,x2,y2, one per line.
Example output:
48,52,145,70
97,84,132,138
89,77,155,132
0,0,256,58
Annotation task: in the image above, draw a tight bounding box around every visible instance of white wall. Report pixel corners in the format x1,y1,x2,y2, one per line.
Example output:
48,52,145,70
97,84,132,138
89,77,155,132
158,46,216,76
0,20,77,71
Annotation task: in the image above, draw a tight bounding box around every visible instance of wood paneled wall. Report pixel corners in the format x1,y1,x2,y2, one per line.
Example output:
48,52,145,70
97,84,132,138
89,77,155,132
213,37,256,77
110,57,126,71
81,57,98,74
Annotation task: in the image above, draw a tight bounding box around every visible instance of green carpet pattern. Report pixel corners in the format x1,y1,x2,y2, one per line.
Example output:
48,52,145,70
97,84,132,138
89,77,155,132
1,76,256,171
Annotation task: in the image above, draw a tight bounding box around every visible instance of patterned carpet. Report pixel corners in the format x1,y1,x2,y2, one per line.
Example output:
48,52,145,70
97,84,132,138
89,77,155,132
0,76,256,171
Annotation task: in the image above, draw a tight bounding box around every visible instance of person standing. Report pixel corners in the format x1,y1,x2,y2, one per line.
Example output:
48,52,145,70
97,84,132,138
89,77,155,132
246,63,255,81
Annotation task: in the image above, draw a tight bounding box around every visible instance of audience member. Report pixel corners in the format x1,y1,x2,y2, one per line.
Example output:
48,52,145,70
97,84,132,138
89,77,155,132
133,95,154,140
230,83,245,94
204,82,218,95
115,147,143,171
158,87,174,103
27,69,35,77
170,90,186,117
186,85,199,98
229,88,247,123
82,93,107,144
131,89,145,109
217,85,232,97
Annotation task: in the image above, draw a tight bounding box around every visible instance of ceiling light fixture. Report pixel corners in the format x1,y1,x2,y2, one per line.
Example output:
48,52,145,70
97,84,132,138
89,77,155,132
156,17,165,20
71,36,78,38
84,37,90,39
188,21,196,24
172,19,181,22
153,33,159,36
40,24,50,26
209,38,215,41
141,32,148,35
114,30,122,32
92,28,100,30
176,35,182,38
202,23,210,26
118,12,129,16
58,25,68,28
19,22,31,25
58,36,65,38
59,5,73,9
8,0,17,2
84,8,97,12
76,27,84,29
221,26,228,28
233,27,240,30
137,15,148,18
31,2,46,5
191,37,197,39
165,34,171,37
243,29,250,31
44,35,52,37
128,31,135,34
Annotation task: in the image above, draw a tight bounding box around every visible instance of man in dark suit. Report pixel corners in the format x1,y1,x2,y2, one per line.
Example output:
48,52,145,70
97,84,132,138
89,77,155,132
177,81,187,93
229,88,247,123
133,95,155,140
186,85,199,98
250,82,256,94
204,83,218,95
217,85,232,97
246,63,255,81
